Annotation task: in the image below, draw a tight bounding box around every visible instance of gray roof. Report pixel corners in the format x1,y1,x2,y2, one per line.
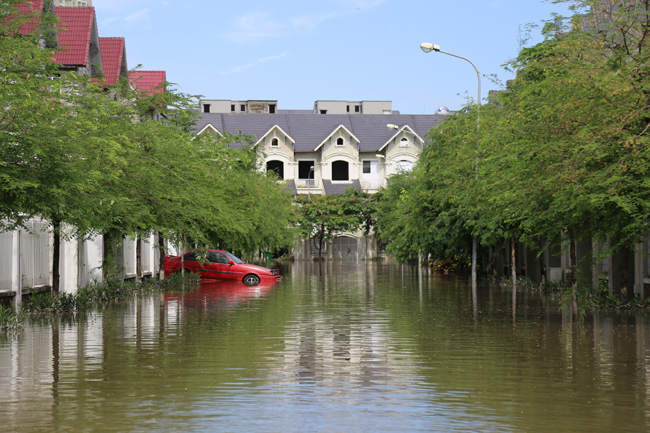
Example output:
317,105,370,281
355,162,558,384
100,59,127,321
194,112,449,152
322,179,361,195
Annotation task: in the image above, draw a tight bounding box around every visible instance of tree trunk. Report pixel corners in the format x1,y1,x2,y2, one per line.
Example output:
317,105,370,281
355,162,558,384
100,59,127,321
511,236,517,292
621,247,629,298
136,237,142,284
102,231,110,282
511,236,517,321
158,232,165,279
52,217,61,294
570,240,577,287
181,232,186,291
538,238,546,285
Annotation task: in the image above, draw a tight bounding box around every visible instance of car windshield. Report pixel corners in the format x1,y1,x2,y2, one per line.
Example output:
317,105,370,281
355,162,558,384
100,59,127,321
224,252,245,264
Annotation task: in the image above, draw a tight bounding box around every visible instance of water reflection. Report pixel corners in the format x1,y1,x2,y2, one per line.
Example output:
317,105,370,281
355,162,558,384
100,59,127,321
1,264,650,432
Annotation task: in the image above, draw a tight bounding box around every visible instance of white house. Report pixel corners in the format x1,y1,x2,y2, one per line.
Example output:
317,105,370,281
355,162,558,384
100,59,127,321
195,99,450,196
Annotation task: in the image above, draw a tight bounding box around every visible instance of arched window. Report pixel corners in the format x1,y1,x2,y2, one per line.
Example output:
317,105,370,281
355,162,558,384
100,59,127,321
336,137,344,146
271,138,279,147
266,160,284,179
400,137,409,147
332,160,349,181
396,160,414,172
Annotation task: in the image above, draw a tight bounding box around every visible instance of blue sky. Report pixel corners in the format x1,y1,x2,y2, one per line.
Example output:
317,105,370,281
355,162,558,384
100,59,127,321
93,0,570,114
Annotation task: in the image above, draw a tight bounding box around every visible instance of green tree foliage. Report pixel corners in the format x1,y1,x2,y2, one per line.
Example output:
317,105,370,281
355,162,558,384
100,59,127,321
0,1,294,287
294,188,375,260
375,0,650,291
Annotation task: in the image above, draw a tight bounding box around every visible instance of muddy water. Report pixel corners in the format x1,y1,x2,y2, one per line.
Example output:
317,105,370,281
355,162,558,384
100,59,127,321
1,262,649,432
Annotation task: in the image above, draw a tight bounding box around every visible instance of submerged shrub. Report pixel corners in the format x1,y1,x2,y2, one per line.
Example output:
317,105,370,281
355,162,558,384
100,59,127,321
17,274,200,318
0,305,21,331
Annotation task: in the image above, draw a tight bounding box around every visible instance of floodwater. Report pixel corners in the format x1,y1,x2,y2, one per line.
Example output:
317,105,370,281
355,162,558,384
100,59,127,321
1,262,650,432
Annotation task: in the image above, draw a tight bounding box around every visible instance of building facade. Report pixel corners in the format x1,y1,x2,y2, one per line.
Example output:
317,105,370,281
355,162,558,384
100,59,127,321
195,99,450,195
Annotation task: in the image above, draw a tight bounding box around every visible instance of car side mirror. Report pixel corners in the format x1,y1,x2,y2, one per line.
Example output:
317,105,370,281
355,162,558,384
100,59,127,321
228,259,235,265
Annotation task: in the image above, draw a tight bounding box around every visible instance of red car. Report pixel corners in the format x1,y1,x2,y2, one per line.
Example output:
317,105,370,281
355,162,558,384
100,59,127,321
165,249,281,285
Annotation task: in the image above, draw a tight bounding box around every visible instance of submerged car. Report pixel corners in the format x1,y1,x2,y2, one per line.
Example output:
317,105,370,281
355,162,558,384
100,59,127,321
165,249,281,285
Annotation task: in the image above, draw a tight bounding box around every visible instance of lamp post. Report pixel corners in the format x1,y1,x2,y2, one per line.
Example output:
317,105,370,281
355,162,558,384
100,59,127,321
307,165,314,200
420,42,481,294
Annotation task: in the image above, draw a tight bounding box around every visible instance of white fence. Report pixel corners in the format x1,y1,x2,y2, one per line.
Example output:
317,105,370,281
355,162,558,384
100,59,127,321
0,219,169,302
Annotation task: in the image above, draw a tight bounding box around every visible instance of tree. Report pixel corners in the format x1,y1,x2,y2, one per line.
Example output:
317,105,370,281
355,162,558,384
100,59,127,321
294,188,374,260
1,2,296,290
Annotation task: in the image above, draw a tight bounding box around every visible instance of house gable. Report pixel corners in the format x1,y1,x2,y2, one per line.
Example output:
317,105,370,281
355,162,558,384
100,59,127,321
196,124,223,137
379,125,423,153
129,70,167,95
54,6,102,76
94,37,127,86
316,125,361,165
10,1,58,48
254,125,295,161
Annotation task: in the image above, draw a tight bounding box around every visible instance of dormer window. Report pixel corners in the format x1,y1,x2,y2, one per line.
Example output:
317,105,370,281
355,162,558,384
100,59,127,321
400,137,409,147
271,138,279,147
203,104,211,113
336,137,344,146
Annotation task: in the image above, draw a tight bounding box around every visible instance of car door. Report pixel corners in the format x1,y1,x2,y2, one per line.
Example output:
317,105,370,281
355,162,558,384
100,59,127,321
207,251,239,280
182,251,203,276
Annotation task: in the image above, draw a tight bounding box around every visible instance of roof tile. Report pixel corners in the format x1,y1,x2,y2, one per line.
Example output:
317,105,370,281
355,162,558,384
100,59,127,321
194,112,447,152
10,1,44,35
54,6,95,66
129,71,167,95
93,37,125,86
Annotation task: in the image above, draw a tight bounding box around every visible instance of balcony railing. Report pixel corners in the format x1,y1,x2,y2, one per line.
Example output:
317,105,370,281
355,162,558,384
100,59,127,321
296,179,316,188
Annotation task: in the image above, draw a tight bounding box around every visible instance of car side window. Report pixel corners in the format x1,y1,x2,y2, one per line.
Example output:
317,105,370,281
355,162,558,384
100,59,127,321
184,251,198,262
208,251,229,264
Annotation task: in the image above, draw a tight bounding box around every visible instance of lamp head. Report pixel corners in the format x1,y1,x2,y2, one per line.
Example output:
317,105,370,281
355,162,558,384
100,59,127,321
386,124,399,130
420,42,440,53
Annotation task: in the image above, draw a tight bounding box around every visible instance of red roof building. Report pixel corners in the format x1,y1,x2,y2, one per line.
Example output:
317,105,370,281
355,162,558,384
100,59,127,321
11,0,44,34
94,37,127,86
129,71,167,95
54,6,102,76
10,0,58,48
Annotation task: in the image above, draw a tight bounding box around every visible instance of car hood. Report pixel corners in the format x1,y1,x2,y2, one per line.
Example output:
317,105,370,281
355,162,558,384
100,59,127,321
240,263,274,273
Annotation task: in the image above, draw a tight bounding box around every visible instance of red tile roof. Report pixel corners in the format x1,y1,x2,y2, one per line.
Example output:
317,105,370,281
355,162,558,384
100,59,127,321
11,0,44,35
94,37,126,86
54,6,94,67
129,71,167,95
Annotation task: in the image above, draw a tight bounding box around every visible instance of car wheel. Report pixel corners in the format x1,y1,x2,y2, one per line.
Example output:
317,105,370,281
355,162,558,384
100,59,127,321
242,274,260,286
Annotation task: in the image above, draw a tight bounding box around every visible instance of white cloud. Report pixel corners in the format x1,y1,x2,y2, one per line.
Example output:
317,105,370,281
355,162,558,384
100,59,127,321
220,52,289,75
290,12,340,31
225,11,286,43
225,1,387,43
125,9,150,23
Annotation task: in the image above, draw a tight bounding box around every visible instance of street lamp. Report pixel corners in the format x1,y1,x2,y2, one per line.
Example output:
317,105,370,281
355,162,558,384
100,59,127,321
307,165,314,200
421,41,481,294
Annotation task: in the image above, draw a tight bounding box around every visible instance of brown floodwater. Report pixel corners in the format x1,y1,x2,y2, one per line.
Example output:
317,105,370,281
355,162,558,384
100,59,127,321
1,262,649,432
